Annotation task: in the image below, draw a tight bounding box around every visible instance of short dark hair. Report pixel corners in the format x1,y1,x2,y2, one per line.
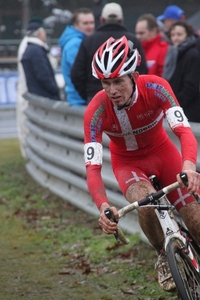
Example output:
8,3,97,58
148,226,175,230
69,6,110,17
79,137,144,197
168,20,195,37
72,8,93,25
137,13,159,32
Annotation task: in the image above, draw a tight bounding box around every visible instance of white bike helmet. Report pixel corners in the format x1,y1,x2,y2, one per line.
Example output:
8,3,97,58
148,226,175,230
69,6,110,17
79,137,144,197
92,36,140,79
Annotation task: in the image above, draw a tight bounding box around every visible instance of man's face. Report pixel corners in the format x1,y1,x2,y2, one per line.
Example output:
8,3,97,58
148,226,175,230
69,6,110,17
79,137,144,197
101,75,134,108
38,28,47,43
135,20,156,42
75,13,95,36
163,19,176,32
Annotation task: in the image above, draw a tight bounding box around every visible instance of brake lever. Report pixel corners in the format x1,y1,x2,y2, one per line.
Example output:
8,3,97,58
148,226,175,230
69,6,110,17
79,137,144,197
104,208,120,243
180,172,200,203
179,172,188,187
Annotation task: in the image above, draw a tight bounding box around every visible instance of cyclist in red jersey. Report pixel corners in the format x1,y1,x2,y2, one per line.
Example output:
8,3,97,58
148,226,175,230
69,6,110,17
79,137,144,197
83,36,200,292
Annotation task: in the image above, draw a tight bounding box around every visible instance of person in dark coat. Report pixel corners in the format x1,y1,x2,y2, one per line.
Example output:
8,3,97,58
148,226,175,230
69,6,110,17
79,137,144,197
21,22,60,100
162,21,200,122
93,0,107,29
71,2,148,103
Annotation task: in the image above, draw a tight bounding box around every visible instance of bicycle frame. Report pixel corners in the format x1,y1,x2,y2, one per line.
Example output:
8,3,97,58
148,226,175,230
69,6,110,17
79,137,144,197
154,196,186,250
118,188,189,252
117,180,199,270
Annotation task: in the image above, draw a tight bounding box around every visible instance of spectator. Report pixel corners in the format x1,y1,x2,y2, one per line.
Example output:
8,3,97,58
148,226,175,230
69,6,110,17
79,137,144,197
17,16,44,158
58,8,95,106
157,5,185,34
71,2,147,103
156,19,169,42
162,21,200,123
135,13,169,77
21,22,60,100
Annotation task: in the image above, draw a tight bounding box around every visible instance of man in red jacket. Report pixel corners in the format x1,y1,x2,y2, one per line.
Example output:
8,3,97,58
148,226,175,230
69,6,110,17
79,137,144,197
135,13,169,77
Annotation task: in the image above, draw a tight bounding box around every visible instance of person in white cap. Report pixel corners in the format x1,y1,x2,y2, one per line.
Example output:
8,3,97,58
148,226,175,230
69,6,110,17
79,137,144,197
71,2,147,103
157,5,185,33
101,1,123,20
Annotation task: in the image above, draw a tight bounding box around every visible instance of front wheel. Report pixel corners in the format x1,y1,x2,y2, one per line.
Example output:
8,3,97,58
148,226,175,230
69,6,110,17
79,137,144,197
166,238,200,300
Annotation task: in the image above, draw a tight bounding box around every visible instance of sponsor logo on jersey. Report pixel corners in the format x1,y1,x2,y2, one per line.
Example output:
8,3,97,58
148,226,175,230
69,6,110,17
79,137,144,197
137,110,154,119
105,111,164,136
146,82,176,106
90,105,105,141
154,91,166,102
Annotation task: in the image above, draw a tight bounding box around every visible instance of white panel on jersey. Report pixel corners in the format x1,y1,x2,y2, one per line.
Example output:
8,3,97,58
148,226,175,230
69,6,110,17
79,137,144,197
114,106,138,151
166,107,190,129
84,142,103,165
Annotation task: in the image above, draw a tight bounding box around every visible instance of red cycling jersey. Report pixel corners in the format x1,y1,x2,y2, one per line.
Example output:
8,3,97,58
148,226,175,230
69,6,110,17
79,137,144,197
84,75,198,210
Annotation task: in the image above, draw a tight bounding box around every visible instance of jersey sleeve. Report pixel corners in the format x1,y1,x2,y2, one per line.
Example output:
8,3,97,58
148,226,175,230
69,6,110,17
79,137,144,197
85,164,109,209
83,98,109,209
146,76,198,164
145,75,180,111
165,106,197,164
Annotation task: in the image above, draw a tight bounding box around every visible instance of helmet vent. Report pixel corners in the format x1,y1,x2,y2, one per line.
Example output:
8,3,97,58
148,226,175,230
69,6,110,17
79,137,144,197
111,58,122,73
104,51,109,69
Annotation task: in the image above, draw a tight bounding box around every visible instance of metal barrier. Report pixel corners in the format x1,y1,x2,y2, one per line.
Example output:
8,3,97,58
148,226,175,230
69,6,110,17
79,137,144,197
0,106,17,139
23,93,200,243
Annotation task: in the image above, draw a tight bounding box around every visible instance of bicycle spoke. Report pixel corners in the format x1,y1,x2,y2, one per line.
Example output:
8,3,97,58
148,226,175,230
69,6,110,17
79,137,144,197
167,239,200,300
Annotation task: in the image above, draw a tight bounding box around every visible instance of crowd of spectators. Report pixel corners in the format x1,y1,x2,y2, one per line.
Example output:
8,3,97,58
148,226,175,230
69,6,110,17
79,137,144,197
135,13,169,77
71,2,147,103
162,20,200,122
18,3,200,123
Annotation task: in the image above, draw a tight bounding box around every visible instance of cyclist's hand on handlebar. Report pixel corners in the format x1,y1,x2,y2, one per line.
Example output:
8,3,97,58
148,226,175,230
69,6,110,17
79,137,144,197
177,170,200,194
99,203,119,234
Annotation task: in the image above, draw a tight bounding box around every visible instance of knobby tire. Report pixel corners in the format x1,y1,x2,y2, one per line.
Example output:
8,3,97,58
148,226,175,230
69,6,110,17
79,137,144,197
166,238,200,300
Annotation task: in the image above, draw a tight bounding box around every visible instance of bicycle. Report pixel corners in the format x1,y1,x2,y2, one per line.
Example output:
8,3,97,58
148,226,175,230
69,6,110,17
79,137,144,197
104,172,200,300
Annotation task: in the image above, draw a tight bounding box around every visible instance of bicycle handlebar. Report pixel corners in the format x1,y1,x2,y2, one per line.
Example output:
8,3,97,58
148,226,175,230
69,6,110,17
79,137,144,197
118,181,180,219
104,180,181,245
104,172,200,245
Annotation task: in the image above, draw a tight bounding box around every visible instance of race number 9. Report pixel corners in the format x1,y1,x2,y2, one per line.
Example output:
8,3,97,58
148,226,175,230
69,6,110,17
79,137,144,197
174,109,184,122
166,106,190,128
86,146,94,160
84,142,103,165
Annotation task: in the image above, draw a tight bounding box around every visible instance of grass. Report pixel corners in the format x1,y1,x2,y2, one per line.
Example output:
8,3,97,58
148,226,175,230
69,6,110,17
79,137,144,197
0,138,179,299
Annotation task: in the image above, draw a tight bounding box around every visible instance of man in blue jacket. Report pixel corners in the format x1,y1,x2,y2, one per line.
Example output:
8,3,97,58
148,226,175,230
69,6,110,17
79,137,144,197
58,8,95,106
21,22,60,100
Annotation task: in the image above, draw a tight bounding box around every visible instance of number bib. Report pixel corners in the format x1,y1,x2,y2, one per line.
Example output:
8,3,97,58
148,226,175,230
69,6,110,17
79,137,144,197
84,142,103,165
166,107,190,129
